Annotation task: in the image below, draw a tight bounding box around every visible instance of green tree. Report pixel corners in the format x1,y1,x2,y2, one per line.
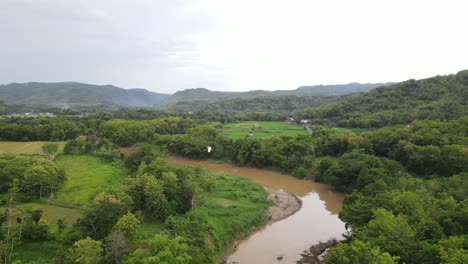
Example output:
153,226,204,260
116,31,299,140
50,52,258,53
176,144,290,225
123,234,191,264
438,236,468,264
326,240,397,264
41,143,59,160
354,209,417,263
76,191,131,239
19,158,64,199
125,173,169,220
114,212,140,240
71,237,103,264
30,210,43,225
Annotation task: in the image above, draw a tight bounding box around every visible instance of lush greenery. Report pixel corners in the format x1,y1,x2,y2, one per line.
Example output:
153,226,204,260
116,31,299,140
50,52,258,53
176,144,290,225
311,119,468,263
167,95,344,116
55,155,127,205
1,70,468,263
0,142,65,155
213,121,306,139
99,117,195,146
0,150,269,264
0,116,101,141
301,70,468,128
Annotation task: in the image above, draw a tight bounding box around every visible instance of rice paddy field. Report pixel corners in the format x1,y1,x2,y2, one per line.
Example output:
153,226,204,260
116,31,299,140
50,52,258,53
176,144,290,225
214,121,306,139
0,141,65,155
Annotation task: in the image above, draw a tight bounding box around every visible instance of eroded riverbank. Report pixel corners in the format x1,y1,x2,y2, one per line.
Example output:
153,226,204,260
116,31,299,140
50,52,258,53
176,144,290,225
167,156,345,264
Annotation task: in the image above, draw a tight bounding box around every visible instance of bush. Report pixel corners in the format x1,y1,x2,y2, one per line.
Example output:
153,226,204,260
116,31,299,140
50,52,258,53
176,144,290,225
23,222,50,241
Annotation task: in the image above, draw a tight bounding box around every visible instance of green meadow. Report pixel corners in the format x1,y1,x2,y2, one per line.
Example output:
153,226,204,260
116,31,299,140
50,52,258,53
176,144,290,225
55,155,127,205
214,121,306,139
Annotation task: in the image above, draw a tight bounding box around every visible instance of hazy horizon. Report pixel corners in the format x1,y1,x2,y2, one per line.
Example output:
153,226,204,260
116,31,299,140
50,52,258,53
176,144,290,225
0,79,397,94
1,0,467,93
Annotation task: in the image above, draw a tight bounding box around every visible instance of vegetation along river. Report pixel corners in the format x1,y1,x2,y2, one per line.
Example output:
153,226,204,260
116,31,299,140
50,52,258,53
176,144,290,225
168,156,346,264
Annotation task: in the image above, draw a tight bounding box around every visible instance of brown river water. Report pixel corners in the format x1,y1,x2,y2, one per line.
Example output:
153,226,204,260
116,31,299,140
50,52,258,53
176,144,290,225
167,156,346,264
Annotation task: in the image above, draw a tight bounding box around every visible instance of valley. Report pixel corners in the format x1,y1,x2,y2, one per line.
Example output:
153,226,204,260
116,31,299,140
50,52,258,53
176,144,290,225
0,70,467,264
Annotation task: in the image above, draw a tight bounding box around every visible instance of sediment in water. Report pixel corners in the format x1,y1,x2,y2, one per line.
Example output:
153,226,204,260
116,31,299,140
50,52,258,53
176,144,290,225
223,187,302,263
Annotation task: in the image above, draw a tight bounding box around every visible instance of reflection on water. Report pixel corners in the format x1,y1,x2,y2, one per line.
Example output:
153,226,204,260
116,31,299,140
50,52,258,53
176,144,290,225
167,156,346,264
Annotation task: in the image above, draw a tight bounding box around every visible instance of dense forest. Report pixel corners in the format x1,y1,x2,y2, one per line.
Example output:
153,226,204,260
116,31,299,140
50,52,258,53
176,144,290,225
301,70,468,128
166,95,344,115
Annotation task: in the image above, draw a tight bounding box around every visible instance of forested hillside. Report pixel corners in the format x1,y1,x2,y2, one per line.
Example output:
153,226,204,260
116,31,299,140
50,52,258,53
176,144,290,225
0,82,170,108
167,95,345,115
301,70,468,128
160,83,388,106
0,82,388,111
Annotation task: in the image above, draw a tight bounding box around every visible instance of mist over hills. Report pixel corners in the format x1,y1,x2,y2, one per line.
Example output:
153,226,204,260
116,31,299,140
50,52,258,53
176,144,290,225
0,82,390,109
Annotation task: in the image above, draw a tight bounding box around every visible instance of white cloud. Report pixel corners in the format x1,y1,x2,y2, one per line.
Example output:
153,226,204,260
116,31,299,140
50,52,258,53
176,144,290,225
0,0,467,93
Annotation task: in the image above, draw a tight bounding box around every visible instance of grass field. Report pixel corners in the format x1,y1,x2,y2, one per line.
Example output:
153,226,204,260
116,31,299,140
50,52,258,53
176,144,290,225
0,141,65,155
214,121,306,139
55,155,127,205
1,202,82,230
196,173,270,258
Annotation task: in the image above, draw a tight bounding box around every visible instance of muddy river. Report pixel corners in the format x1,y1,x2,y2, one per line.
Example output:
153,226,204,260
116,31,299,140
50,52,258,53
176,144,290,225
167,156,346,264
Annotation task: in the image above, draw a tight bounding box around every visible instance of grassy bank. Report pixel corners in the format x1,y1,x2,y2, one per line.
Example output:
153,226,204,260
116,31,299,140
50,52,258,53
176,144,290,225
55,155,127,205
200,174,270,252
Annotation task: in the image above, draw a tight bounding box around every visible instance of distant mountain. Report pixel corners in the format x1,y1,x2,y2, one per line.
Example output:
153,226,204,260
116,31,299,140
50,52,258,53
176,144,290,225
160,83,391,107
300,70,468,127
0,81,391,110
0,82,170,108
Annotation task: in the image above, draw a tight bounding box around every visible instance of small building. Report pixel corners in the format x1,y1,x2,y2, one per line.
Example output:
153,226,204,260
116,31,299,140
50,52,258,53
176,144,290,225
300,119,310,125
284,117,295,125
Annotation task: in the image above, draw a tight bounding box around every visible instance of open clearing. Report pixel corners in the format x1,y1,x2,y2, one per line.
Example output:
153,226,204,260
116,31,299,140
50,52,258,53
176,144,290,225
1,202,82,230
214,121,306,139
0,141,65,155
55,155,127,205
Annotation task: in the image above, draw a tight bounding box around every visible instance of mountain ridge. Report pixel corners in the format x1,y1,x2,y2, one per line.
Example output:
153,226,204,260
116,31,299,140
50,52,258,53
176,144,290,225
159,82,392,106
0,81,392,108
0,82,170,108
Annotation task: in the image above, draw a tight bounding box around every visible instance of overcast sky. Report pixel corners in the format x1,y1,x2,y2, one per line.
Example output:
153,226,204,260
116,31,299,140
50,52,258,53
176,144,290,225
1,0,467,93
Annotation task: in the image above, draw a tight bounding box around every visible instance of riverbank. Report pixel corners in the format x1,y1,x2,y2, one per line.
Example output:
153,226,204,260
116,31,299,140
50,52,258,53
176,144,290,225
266,187,302,224
223,187,302,263
167,156,345,264
296,239,339,264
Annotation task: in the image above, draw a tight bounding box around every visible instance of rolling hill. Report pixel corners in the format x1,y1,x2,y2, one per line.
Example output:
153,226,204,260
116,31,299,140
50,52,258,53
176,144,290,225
0,82,170,108
167,95,347,115
301,70,468,127
159,83,390,106
0,81,391,110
